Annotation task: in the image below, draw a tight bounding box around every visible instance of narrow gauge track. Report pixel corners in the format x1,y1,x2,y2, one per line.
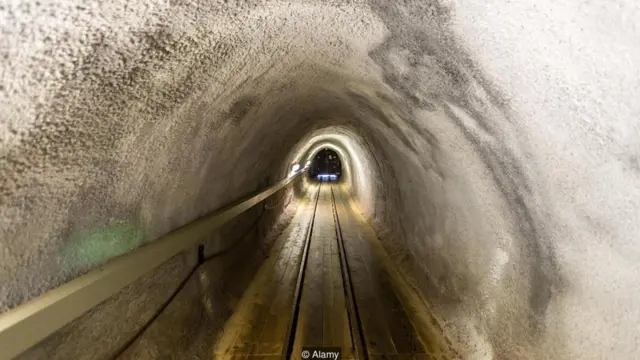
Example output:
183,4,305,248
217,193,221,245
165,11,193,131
281,184,368,360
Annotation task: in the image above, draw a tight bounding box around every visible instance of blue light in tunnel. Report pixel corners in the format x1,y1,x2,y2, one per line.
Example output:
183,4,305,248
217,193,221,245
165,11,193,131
317,174,337,181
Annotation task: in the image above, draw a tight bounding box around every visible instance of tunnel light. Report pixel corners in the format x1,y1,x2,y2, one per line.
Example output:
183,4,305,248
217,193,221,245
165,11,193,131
290,163,301,177
317,174,337,181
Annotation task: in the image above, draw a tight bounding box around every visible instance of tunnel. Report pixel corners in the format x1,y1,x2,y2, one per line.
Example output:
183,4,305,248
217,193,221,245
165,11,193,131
308,148,342,182
1,0,639,359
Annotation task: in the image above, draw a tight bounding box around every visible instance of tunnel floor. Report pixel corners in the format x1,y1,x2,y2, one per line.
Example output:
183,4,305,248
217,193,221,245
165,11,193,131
212,184,458,360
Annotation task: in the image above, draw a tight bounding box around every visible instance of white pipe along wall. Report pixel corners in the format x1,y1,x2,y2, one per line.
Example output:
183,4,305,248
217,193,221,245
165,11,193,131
1,0,639,359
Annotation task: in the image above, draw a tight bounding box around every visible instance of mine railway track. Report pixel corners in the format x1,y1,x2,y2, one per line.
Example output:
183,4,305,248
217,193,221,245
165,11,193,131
281,184,368,360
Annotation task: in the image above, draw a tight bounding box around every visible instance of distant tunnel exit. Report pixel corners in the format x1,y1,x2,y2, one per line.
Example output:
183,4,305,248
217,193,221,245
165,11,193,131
308,148,342,182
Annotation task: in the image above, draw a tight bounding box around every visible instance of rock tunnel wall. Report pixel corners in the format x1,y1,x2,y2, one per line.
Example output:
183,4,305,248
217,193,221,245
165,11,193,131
1,0,640,359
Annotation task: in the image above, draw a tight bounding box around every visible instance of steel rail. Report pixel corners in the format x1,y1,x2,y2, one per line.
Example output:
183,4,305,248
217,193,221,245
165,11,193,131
331,185,368,360
281,183,322,360
0,169,306,360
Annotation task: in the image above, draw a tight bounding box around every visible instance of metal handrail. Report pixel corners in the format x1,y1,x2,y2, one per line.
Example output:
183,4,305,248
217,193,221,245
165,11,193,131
0,168,306,360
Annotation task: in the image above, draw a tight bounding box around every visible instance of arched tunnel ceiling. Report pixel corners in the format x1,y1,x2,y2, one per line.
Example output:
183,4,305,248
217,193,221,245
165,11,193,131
1,0,640,359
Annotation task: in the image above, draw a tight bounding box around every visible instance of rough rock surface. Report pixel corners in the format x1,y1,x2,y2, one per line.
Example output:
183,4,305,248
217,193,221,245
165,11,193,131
1,0,639,359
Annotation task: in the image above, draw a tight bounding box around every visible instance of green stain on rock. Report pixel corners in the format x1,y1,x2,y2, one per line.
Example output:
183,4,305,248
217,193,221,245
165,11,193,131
64,220,145,268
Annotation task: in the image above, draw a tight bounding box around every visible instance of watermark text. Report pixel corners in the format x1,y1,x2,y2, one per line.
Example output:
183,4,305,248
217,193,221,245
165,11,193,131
301,347,341,359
